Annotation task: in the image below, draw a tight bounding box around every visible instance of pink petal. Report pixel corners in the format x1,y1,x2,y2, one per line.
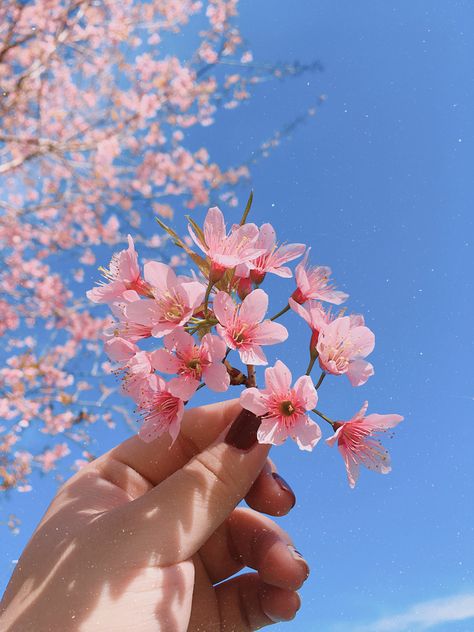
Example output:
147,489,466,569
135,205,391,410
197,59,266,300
257,417,289,446
125,298,160,326
168,376,199,401
289,298,312,327
179,281,206,309
240,388,268,416
144,261,177,293
347,359,374,387
294,375,318,411
363,413,404,431
252,320,288,345
203,206,226,252
87,280,126,304
265,360,292,395
341,446,360,489
105,337,138,363
256,223,276,250
164,328,195,355
151,321,183,338
350,326,375,357
239,288,268,325
150,349,181,374
239,345,268,366
325,425,345,447
320,288,349,305
293,416,322,451
201,333,227,361
273,242,306,265
270,265,293,278
295,249,310,293
203,362,230,392
213,291,237,328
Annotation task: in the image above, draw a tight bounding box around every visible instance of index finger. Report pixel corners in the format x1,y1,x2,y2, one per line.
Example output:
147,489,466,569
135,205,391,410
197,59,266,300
98,398,242,487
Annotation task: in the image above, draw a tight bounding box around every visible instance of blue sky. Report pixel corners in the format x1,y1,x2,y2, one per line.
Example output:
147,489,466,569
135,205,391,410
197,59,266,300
2,1,473,630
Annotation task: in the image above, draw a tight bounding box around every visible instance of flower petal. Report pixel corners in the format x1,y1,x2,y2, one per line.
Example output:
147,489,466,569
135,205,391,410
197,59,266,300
264,360,292,395
347,359,374,386
239,288,268,325
240,387,268,416
203,206,226,252
252,320,288,345
293,417,322,451
294,375,318,411
239,345,268,365
202,362,230,392
150,348,181,374
213,291,237,328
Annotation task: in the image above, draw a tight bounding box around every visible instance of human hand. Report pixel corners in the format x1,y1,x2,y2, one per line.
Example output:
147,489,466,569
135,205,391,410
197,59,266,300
1,400,310,631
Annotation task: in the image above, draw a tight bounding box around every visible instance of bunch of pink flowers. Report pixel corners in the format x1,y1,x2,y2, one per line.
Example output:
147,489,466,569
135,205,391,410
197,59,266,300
88,200,403,488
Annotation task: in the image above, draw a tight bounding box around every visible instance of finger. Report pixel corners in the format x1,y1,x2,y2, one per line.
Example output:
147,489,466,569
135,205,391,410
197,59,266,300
103,408,270,565
215,573,301,630
96,399,242,488
245,459,296,516
199,507,309,589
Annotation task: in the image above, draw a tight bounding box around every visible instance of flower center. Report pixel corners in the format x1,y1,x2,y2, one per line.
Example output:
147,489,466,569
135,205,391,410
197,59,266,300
279,400,295,416
187,359,201,371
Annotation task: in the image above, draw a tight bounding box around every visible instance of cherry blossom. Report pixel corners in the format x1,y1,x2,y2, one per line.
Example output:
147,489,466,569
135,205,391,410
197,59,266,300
214,289,288,365
326,402,404,488
316,316,375,386
188,206,265,280
151,328,230,394
137,374,196,444
289,298,335,351
291,248,349,305
235,223,305,284
240,360,321,451
87,236,149,304
124,262,206,337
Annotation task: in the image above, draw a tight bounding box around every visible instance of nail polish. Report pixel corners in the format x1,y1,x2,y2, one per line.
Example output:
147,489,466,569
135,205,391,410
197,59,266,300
224,409,261,451
288,545,310,579
272,473,296,508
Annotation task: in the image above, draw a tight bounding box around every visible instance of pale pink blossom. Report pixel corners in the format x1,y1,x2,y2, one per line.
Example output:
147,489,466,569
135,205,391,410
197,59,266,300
104,291,153,343
87,235,150,303
240,360,321,451
151,328,229,394
214,289,288,365
137,374,196,444
291,248,349,305
235,223,305,284
188,206,265,280
326,401,403,488
289,298,335,351
124,261,206,337
105,336,153,400
317,316,375,386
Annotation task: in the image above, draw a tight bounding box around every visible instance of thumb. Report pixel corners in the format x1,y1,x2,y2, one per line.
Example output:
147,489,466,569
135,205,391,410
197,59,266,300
105,407,269,566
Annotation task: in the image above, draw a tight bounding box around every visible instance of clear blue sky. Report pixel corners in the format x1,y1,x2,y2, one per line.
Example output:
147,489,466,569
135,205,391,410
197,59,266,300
2,2,473,631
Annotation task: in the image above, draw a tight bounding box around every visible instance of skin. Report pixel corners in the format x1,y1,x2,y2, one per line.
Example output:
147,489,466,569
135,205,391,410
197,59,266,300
0,400,310,631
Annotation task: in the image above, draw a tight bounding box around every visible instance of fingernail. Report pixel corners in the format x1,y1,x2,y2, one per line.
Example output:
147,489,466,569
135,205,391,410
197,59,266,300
224,409,261,451
288,545,310,580
272,473,296,508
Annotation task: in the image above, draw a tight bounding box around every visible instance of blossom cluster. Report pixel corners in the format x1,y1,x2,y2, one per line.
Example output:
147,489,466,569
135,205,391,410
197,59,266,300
89,202,403,488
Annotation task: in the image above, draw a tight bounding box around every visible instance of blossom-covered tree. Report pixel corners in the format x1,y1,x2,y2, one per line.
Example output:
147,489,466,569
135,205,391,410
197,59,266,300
0,0,321,498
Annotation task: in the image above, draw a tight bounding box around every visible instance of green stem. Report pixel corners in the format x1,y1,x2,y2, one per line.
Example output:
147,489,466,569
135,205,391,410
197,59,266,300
314,371,326,390
305,353,318,376
312,408,335,428
239,190,254,225
204,278,214,316
270,303,290,321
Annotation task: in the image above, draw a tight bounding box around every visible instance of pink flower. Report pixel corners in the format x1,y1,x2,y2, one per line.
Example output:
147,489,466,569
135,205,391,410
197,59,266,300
240,360,321,451
235,223,305,284
104,336,153,400
188,206,265,281
289,298,335,351
326,401,403,488
124,261,206,337
137,374,196,444
103,291,153,343
87,235,150,303
151,328,230,394
317,316,375,386
291,248,349,305
214,289,288,365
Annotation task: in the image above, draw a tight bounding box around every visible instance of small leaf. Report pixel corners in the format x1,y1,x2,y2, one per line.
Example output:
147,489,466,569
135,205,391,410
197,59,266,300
239,190,254,225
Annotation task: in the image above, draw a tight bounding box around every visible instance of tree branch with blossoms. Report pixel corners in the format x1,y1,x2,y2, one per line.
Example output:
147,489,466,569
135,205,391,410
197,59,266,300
88,198,403,489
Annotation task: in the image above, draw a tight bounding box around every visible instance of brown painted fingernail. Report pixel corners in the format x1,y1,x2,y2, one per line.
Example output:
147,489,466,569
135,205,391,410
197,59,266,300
288,545,310,580
224,409,261,451
272,473,296,508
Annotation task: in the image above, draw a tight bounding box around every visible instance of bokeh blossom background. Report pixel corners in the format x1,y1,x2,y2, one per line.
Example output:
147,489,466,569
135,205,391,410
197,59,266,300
1,1,473,630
